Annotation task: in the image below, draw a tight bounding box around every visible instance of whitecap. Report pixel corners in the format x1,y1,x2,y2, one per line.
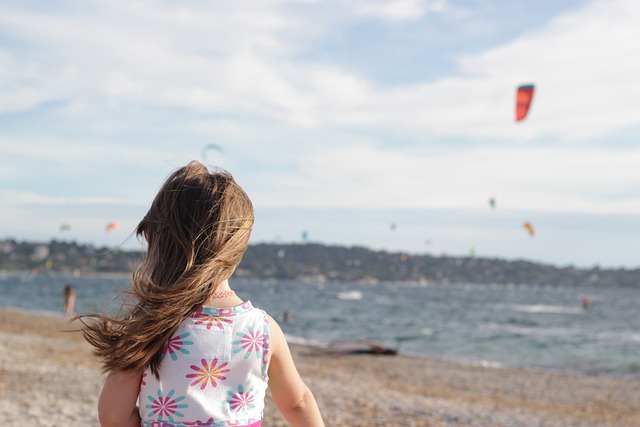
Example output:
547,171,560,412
509,304,583,315
336,290,363,300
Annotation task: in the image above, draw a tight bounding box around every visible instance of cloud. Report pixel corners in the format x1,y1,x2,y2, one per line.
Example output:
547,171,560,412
1,0,640,267
0,191,132,206
0,1,302,114
247,140,640,214
2,0,639,143
354,0,449,21
262,0,640,142
457,0,640,141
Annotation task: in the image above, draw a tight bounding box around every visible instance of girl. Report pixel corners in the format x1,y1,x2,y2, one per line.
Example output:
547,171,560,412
79,161,324,427
63,284,76,316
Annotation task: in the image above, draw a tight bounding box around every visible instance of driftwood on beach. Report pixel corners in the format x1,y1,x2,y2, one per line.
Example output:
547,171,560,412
1,309,639,427
328,339,399,356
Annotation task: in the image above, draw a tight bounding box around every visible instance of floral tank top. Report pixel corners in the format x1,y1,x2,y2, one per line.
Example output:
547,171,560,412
139,301,270,427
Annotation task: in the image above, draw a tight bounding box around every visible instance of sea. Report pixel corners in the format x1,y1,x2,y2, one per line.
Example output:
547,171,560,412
1,273,639,379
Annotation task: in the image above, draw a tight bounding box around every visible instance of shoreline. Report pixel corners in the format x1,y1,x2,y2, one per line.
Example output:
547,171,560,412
2,304,638,382
1,308,639,426
0,269,132,279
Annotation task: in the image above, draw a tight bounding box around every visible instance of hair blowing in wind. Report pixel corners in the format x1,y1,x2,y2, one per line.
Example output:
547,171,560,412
77,161,254,376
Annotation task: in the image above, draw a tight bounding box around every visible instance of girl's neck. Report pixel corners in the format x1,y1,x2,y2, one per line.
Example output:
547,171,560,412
203,279,243,308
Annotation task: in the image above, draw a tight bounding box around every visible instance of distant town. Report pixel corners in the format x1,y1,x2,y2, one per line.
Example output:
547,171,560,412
0,238,638,287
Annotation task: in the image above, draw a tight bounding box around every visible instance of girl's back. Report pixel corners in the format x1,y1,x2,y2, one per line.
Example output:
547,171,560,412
140,301,269,427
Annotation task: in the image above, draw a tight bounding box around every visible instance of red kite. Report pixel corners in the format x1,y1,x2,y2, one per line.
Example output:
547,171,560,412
516,84,535,121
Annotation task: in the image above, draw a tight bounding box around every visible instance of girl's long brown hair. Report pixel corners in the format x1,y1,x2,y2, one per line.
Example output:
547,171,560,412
78,161,254,376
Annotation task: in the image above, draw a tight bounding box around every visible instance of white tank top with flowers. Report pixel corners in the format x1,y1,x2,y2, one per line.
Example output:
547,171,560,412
139,301,270,427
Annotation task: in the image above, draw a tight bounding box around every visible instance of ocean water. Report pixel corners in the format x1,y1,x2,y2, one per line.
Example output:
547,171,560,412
1,273,639,378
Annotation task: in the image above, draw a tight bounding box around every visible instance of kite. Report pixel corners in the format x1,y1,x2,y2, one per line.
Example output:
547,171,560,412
488,197,496,209
202,144,224,164
522,221,535,237
59,223,71,232
515,84,535,122
105,221,121,233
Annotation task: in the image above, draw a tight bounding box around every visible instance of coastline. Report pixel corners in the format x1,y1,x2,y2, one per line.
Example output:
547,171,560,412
0,269,132,279
1,309,639,426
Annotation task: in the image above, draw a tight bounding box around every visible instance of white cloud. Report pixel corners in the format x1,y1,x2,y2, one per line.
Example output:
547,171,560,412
282,0,640,142
455,0,640,141
2,0,638,143
248,140,640,215
0,191,132,206
355,0,448,21
2,0,640,267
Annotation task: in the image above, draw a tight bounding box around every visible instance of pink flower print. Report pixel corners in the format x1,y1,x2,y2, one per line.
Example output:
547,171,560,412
141,371,147,387
225,384,256,413
191,309,232,330
162,332,194,361
186,358,230,390
145,389,188,422
218,307,234,316
232,327,264,359
182,418,215,426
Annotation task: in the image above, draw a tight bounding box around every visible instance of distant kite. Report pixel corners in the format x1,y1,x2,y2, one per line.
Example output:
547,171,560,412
522,221,535,237
105,221,121,233
515,84,535,121
59,223,71,232
202,144,224,164
390,223,396,232
488,197,496,209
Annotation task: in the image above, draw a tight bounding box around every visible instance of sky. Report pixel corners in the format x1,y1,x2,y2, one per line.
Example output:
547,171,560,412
1,0,640,269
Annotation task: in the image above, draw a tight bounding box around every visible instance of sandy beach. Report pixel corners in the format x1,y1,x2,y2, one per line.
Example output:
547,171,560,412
1,309,638,427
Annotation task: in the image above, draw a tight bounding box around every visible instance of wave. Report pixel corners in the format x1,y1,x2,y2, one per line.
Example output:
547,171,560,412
507,304,584,315
484,322,576,338
595,331,640,343
283,334,328,348
420,328,434,336
336,290,363,300
467,359,506,369
395,329,434,342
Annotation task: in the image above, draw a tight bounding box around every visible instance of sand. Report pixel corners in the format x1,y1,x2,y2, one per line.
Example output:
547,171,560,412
1,308,639,427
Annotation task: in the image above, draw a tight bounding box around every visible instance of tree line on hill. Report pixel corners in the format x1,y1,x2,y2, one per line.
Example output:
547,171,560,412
0,239,638,287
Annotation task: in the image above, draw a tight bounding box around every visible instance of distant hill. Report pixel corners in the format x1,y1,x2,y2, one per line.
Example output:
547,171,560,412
0,239,638,287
